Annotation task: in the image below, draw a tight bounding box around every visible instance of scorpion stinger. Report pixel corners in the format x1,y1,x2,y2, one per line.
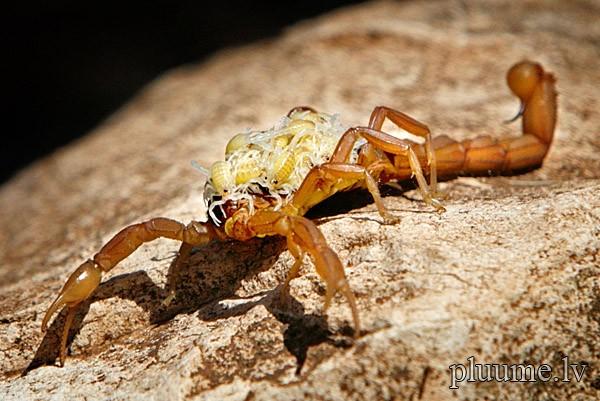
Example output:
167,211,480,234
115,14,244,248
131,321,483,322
504,101,526,124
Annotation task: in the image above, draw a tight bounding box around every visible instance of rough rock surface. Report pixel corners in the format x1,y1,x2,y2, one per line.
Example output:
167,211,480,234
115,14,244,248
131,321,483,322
1,0,599,400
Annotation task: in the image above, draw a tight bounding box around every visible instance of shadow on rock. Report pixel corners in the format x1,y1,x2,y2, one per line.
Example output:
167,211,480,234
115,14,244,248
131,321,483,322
273,305,354,375
196,285,355,374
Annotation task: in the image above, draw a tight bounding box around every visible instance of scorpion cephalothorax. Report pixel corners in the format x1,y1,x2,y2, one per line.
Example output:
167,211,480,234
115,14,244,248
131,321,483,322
41,61,557,366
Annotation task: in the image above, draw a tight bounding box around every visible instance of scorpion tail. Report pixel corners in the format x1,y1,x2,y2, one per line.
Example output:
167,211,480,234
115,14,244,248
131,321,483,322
431,61,557,176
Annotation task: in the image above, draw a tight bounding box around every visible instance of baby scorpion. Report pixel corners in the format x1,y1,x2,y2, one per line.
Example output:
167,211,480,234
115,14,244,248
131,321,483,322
41,61,556,365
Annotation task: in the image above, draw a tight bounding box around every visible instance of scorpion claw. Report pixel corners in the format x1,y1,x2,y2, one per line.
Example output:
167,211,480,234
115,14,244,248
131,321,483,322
41,259,102,365
42,260,102,332
254,214,361,335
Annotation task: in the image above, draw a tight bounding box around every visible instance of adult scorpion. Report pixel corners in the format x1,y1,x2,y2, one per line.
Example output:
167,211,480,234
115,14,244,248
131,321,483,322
41,61,556,365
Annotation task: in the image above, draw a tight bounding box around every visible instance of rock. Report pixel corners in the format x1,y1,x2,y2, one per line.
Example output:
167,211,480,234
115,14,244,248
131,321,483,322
1,0,599,400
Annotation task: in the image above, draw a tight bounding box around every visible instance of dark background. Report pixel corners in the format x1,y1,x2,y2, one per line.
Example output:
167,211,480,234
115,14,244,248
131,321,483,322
4,1,364,185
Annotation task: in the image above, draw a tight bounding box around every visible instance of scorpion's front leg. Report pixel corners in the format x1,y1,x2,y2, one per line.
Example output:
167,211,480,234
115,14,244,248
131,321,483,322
248,211,360,336
41,218,215,365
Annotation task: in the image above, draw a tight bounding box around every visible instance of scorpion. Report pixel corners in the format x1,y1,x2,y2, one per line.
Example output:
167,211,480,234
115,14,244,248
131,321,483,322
41,61,556,365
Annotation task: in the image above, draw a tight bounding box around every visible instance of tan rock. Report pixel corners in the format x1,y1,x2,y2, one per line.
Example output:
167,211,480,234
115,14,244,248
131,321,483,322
1,0,599,400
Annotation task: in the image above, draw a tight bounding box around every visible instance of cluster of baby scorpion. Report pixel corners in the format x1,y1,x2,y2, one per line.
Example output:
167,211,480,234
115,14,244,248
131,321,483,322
196,109,349,224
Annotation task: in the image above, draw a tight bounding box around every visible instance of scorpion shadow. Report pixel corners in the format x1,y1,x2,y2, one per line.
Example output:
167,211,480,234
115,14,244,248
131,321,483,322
25,202,360,376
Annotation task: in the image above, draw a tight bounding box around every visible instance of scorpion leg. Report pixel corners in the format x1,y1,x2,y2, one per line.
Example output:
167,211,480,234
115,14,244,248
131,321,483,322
283,162,400,223
41,218,215,365
248,211,360,336
279,237,305,303
368,106,439,196
329,126,445,212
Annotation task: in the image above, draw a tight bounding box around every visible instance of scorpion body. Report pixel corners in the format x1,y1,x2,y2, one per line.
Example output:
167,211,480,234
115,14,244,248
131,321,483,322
41,61,556,365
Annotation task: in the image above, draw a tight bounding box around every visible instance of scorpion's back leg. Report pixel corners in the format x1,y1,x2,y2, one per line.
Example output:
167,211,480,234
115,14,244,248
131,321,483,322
41,218,216,365
328,126,445,212
367,106,439,195
248,211,360,336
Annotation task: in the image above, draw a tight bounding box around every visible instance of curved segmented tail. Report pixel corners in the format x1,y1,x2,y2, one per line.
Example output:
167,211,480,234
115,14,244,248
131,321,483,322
432,61,557,176
390,61,557,178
